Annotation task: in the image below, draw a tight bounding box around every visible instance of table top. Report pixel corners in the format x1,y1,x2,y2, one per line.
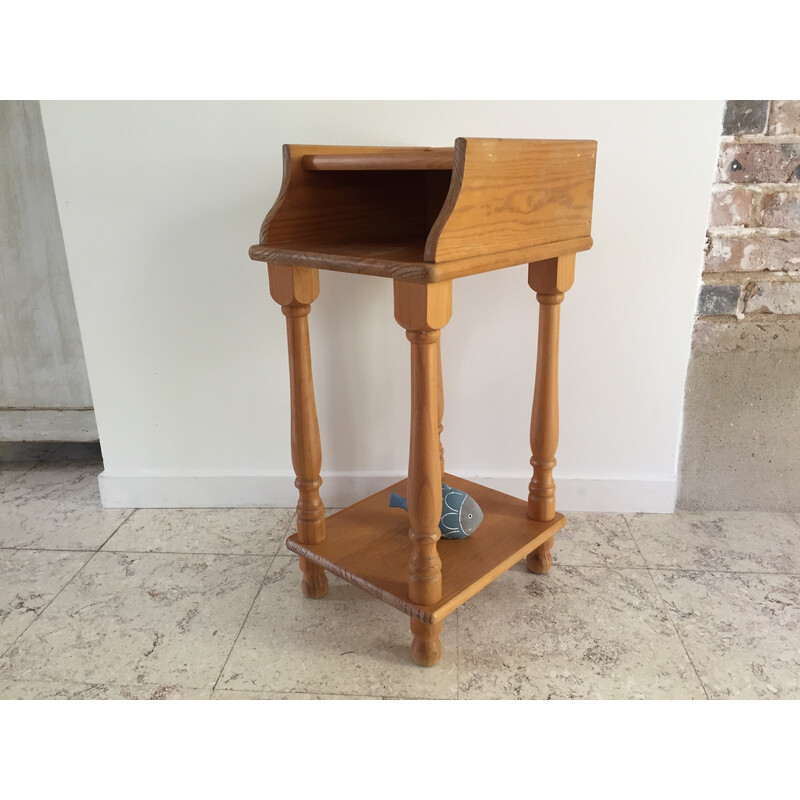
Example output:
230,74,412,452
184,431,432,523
249,236,592,283
250,138,596,283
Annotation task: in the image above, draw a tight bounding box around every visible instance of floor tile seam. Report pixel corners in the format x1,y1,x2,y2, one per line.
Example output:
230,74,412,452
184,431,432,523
554,560,652,569
97,548,281,559
94,508,138,552
211,552,280,694
0,547,98,662
1,547,273,690
0,462,42,493
0,675,215,691
96,507,140,550
643,566,711,700
619,513,653,570
100,506,294,558
674,510,800,521
614,517,800,575
534,563,651,573
645,567,800,577
0,547,99,553
0,508,139,660
213,685,452,701
456,606,460,701
210,687,393,700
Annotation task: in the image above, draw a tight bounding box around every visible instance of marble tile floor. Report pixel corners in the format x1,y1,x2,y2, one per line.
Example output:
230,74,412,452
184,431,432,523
1,442,799,700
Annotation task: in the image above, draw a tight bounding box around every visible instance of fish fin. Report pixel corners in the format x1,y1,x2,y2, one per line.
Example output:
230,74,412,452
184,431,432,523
388,492,408,511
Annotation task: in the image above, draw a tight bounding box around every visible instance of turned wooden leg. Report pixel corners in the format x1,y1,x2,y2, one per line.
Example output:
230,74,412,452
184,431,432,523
527,536,554,574
437,336,445,479
410,618,442,667
394,280,452,618
269,264,328,599
525,255,575,575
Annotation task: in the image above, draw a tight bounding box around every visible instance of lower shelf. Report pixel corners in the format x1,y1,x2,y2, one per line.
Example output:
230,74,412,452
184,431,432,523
285,473,565,625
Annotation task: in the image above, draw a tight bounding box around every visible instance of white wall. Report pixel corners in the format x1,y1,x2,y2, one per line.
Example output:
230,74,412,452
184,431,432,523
41,101,723,511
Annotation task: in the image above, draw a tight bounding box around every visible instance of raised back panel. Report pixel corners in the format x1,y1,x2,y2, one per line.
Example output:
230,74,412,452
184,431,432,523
425,138,597,263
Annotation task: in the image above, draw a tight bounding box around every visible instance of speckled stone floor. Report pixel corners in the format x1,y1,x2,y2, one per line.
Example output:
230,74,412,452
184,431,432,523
1,442,799,700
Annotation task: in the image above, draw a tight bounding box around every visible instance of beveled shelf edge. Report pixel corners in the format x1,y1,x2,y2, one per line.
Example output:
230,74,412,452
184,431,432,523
431,515,566,623
248,235,593,284
285,514,567,625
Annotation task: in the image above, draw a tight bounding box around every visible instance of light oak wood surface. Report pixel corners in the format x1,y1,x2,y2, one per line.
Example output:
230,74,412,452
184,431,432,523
393,281,453,658
426,138,596,263
268,264,328,598
257,137,597,666
260,144,451,255
285,474,566,625
303,149,454,171
251,137,596,283
525,255,575,574
436,337,444,478
249,235,592,284
410,618,442,667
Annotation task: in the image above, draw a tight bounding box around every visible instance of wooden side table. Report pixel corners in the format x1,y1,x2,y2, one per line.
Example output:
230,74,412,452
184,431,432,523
249,137,597,666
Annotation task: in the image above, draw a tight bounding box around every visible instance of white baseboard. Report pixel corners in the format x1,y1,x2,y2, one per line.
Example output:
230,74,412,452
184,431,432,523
99,470,677,513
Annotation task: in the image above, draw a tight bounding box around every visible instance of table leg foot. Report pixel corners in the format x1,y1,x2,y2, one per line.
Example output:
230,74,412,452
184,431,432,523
299,557,328,598
526,536,554,574
410,618,442,666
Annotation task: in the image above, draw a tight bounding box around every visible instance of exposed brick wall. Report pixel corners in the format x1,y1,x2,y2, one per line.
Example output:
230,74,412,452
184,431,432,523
698,100,800,320
679,101,800,511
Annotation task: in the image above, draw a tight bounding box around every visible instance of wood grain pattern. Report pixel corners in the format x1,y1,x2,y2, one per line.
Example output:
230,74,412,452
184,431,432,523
285,474,566,625
268,264,328,598
526,535,554,574
410,618,442,667
303,149,454,171
251,138,596,284
404,329,442,606
249,235,593,284
425,138,596,263
260,144,451,252
393,279,453,332
525,255,574,574
394,281,452,605
436,337,444,478
254,138,593,664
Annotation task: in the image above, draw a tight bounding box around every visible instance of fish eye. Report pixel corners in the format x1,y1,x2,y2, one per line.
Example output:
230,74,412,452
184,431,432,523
468,514,472,518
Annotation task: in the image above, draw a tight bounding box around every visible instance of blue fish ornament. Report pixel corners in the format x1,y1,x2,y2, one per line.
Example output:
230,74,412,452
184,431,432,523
388,483,484,539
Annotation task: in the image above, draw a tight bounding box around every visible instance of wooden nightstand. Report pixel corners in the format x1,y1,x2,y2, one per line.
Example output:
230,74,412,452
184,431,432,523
250,137,597,665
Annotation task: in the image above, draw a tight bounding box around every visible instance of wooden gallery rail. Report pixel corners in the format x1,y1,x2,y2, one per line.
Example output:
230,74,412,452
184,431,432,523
249,137,597,666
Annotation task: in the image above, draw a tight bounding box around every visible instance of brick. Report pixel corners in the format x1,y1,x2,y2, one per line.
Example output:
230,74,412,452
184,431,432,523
743,280,800,315
762,190,800,230
716,142,800,183
704,231,800,272
691,316,800,354
722,100,769,135
696,283,741,316
767,101,800,136
708,186,756,226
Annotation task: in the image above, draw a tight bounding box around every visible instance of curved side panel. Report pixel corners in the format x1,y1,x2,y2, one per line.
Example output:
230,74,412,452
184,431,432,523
259,144,293,245
425,138,597,264
424,138,468,262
